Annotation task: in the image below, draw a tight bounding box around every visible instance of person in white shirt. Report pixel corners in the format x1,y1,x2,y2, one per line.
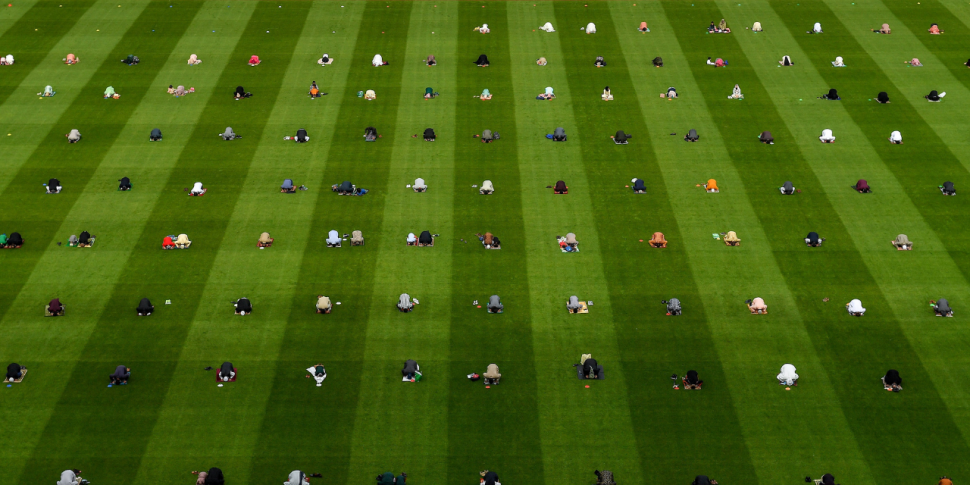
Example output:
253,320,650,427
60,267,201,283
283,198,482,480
847,299,866,316
407,232,417,245
811,22,822,33
539,22,555,32
285,470,310,485
777,364,799,386
191,182,204,195
413,178,427,192
372,54,384,66
819,129,835,143
889,130,903,144
585,22,596,33
326,230,341,247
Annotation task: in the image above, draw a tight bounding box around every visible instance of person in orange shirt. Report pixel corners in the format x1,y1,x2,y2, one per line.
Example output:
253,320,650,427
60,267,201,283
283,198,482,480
939,477,952,485
704,179,719,192
308,81,325,98
650,232,667,248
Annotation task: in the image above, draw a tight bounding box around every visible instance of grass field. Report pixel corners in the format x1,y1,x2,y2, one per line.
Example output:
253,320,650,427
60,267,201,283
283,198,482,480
2,1,970,484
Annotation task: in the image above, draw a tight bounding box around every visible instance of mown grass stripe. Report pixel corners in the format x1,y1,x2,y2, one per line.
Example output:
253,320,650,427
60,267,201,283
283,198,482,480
344,2,458,483
664,0,970,481
506,3,644,484
0,0,95,106
13,3,311,484
248,2,415,485
551,3,759,484
610,2,876,484
446,3,544,484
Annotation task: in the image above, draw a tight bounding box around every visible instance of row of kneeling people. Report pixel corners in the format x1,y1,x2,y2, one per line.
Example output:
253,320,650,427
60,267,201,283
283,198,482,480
42,295,954,319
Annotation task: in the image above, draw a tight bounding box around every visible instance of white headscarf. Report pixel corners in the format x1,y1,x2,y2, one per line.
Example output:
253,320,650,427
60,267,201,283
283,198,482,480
833,56,844,66
407,232,416,243
192,182,203,193
327,230,340,244
545,86,554,95
372,54,383,66
540,22,555,32
4,54,13,64
820,129,834,140
585,22,596,33
890,130,902,142
848,299,865,313
777,364,798,385
813,22,822,33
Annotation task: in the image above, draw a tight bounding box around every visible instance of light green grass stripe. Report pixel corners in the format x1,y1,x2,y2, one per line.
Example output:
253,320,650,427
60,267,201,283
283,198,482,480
0,0,150,194
938,0,970,28
721,0,970,449
505,4,643,484
822,0,970,171
0,0,250,481
127,3,365,484
609,3,875,483
0,0,37,35
345,3,457,480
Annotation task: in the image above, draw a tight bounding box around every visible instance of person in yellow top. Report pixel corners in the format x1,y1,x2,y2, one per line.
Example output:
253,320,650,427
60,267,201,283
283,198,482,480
724,231,740,246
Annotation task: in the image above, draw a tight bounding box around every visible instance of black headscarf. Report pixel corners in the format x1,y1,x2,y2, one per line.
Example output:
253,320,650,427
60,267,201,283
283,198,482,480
826,88,839,100
424,128,435,138
927,90,940,101
822,474,835,485
943,181,955,192
235,86,245,96
49,178,60,188
8,232,22,245
475,54,489,66
877,92,889,103
219,362,234,378
236,298,252,312
79,231,90,244
150,128,162,139
6,363,21,379
206,467,225,485
884,370,901,385
807,232,819,244
137,298,152,312
633,179,645,191
693,476,711,485
686,370,699,384
555,180,567,192
615,131,629,142
583,358,598,376
419,231,433,244
119,177,131,189
782,181,793,193
296,128,308,142
760,131,773,142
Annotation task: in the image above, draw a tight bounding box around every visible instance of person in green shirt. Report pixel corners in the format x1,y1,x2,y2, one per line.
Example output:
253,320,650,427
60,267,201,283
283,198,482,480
0,234,7,246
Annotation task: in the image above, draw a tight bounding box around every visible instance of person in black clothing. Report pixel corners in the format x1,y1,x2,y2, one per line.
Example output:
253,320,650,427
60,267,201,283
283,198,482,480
6,363,24,381
475,54,489,66
760,131,774,144
925,90,942,102
47,178,62,194
693,476,711,485
293,128,309,143
613,131,630,144
149,128,162,141
582,358,602,379
877,91,890,103
653,57,663,67
683,370,703,389
418,231,433,246
137,298,154,316
481,471,499,485
805,231,823,247
594,56,606,67
554,180,568,194
364,126,378,142
118,177,132,191
553,127,566,141
7,232,24,248
109,365,130,384
684,129,699,142
234,86,251,99
424,128,435,141
219,363,235,382
780,181,795,195
941,181,956,195
820,88,840,100
206,467,225,485
882,370,902,391
402,359,419,379
234,298,252,314
78,231,92,247
632,178,646,193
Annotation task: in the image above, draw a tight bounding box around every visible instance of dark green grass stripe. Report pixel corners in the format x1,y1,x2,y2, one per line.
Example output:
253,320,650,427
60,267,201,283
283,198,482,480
0,0,203,322
879,0,970,89
247,2,414,484
770,0,970,282
447,3,544,483
664,1,970,480
552,3,759,483
14,3,312,483
0,0,96,106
